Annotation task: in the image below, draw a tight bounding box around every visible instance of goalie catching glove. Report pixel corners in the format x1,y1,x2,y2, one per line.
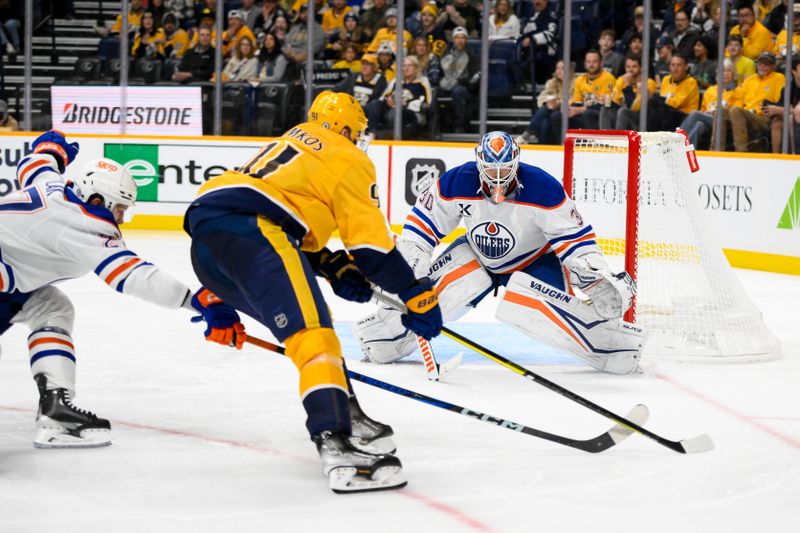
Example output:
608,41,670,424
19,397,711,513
190,288,245,349
567,252,636,319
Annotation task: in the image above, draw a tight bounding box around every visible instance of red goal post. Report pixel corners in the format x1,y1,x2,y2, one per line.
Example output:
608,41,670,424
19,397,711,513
563,130,642,323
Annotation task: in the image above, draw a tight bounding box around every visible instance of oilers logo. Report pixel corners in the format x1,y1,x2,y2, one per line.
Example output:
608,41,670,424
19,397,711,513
469,221,515,259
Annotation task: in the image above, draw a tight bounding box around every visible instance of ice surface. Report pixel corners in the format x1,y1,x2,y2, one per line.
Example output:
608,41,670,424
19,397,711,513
1,232,798,533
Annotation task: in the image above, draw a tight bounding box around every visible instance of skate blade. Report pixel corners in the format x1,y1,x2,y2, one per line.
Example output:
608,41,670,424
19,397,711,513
349,435,397,455
329,465,407,494
34,427,112,449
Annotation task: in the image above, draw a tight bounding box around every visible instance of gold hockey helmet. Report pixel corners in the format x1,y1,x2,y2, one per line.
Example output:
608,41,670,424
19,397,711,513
308,91,369,146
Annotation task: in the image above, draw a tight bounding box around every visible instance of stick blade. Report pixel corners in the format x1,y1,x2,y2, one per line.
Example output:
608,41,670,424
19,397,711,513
437,352,463,381
679,434,715,454
607,404,650,445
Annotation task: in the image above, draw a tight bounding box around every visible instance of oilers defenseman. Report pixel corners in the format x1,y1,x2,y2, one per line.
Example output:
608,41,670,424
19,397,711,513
0,130,245,449
185,91,442,493
355,131,647,374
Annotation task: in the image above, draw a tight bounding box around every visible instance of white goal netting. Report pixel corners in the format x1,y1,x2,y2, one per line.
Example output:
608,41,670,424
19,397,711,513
565,131,779,361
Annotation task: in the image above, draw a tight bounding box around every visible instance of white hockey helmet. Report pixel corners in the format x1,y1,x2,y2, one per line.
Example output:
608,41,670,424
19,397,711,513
74,158,137,224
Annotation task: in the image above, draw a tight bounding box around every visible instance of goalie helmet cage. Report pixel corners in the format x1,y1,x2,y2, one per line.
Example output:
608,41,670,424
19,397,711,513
563,130,780,361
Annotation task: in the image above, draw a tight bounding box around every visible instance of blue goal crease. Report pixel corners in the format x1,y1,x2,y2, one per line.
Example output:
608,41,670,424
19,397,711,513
333,322,579,366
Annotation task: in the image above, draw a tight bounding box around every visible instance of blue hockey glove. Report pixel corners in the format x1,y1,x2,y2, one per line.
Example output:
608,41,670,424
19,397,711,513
32,130,80,173
190,288,245,349
318,249,373,303
398,278,442,340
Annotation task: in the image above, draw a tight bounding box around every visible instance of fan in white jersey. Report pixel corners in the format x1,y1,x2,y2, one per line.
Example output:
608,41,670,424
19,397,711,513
354,131,646,374
0,130,246,448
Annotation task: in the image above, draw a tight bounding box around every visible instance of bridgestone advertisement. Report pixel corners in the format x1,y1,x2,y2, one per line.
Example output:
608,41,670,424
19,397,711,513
50,86,203,136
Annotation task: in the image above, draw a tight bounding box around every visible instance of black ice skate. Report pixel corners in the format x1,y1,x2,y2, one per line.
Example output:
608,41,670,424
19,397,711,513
348,395,397,455
314,431,406,494
34,374,112,448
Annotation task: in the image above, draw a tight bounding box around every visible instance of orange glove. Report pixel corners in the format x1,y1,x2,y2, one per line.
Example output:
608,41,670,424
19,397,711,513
190,288,246,349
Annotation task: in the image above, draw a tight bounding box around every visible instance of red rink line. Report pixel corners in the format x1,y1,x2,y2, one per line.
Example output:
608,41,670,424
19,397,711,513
654,373,800,451
0,405,495,532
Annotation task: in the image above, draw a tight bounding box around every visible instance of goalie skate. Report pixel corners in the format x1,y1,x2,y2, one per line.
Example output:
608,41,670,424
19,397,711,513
314,431,406,494
348,396,397,455
33,375,111,449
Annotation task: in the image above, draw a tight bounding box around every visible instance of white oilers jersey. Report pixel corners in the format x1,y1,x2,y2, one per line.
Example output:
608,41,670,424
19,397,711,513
402,161,601,275
0,154,190,308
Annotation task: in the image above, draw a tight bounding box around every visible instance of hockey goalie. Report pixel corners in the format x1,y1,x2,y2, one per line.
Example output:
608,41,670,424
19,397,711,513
354,131,646,374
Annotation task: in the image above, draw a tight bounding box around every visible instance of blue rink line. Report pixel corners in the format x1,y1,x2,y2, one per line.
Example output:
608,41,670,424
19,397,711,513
334,322,580,366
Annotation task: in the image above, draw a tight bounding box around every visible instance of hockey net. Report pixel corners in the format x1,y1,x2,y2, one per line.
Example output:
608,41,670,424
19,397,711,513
563,130,779,361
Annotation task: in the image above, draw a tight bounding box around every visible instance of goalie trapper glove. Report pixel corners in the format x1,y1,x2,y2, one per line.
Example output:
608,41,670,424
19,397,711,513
397,277,442,340
190,288,246,349
569,253,636,319
317,248,373,303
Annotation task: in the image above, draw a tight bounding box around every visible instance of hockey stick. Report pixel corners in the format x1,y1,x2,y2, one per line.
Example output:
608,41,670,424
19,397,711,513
244,334,647,453
371,288,461,381
416,336,462,381
372,292,715,455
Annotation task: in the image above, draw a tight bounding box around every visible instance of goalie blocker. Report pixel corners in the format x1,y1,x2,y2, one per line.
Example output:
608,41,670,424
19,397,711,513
497,272,646,374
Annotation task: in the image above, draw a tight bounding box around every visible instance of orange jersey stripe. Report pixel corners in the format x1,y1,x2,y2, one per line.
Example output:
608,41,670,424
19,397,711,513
104,257,141,285
29,337,75,350
554,233,597,255
507,195,568,210
436,259,482,294
496,245,551,275
19,159,48,186
503,290,588,351
406,214,436,239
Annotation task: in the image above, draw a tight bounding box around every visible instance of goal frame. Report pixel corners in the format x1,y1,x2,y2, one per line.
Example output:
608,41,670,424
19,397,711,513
563,130,642,323
562,129,778,361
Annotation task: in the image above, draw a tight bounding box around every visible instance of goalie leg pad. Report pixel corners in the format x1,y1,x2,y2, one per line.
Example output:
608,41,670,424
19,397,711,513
353,306,418,364
354,239,492,364
496,272,647,375
429,237,493,320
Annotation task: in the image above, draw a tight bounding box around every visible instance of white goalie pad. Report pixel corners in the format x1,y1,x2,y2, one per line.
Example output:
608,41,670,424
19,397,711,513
496,272,647,374
354,240,492,364
353,306,418,364
428,241,492,321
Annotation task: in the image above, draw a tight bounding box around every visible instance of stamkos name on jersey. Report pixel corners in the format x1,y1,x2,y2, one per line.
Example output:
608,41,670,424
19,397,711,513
530,281,571,303
469,221,515,259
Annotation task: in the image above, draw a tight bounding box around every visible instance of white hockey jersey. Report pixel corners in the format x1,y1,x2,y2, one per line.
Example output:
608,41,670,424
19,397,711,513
0,154,190,308
402,161,600,275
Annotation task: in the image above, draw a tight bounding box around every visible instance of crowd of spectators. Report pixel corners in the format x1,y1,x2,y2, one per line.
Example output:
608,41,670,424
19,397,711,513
30,0,798,149
513,0,800,152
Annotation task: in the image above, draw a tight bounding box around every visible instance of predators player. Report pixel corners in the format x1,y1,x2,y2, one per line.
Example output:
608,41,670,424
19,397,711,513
184,91,442,494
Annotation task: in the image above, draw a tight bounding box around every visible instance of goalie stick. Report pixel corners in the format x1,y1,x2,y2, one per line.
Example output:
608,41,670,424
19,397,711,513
369,287,461,381
417,336,462,381
372,292,715,455
244,334,647,453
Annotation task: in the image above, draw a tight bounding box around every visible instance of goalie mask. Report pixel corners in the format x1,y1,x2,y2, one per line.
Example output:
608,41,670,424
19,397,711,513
475,131,521,204
73,158,137,224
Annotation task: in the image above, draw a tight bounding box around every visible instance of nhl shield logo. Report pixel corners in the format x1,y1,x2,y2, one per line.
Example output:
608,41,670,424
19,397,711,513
410,163,439,197
274,313,288,328
405,158,446,205
469,221,516,259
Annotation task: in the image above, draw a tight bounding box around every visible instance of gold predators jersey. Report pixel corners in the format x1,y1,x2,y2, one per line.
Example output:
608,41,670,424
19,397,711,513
192,122,394,254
